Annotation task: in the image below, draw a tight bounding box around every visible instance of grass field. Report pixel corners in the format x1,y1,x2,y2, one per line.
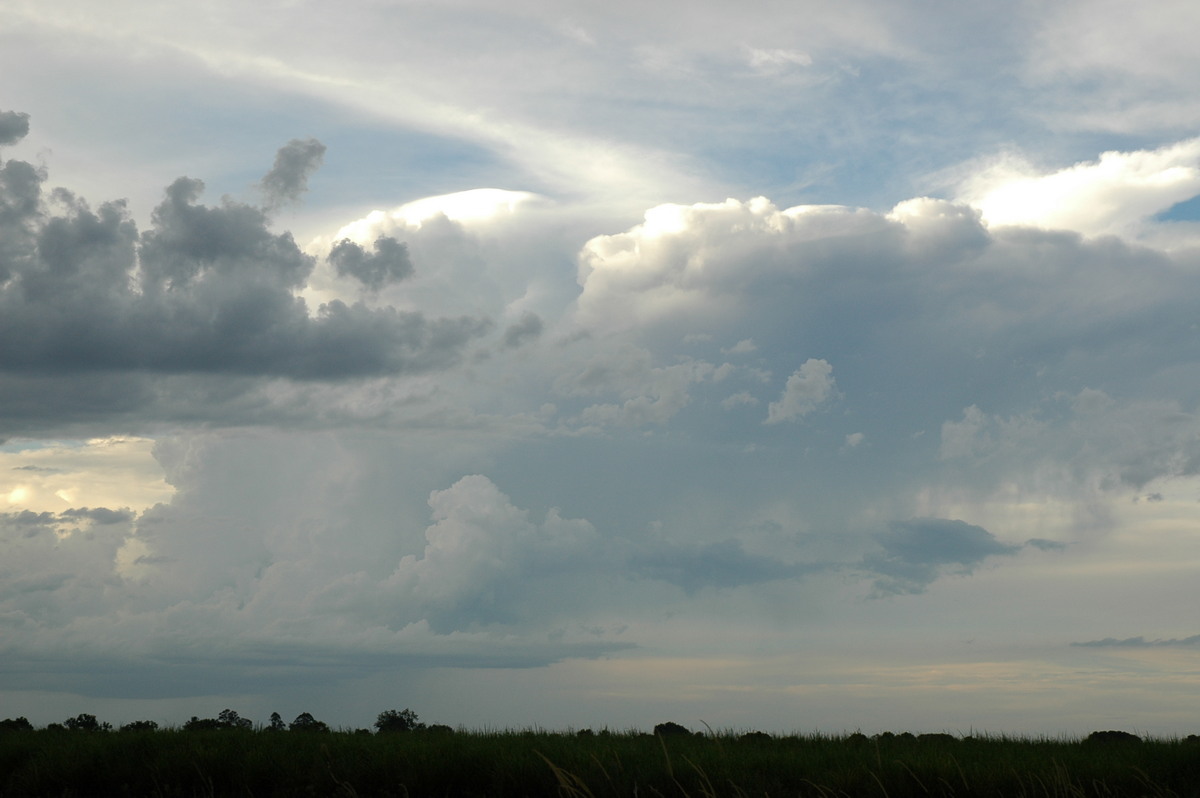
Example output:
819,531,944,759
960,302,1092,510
2,723,1198,797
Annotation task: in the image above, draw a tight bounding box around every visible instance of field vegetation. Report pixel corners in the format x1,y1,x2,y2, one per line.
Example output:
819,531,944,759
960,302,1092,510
1,712,1198,797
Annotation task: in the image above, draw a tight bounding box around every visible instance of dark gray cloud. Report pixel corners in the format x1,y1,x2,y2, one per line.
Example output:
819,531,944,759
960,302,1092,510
864,518,1020,595
5,510,57,527
0,120,492,432
629,539,811,594
59,507,136,525
328,236,414,290
259,138,326,210
1025,538,1067,551
0,110,29,146
0,176,485,378
1072,634,1200,648
2,507,133,528
502,311,543,348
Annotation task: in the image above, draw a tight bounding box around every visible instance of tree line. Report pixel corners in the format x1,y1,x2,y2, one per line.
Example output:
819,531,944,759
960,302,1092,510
0,707,438,735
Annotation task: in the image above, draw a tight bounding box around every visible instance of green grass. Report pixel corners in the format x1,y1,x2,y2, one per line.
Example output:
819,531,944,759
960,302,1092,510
1,727,1198,797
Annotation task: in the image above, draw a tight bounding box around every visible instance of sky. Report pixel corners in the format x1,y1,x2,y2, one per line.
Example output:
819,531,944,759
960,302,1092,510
1,0,1200,737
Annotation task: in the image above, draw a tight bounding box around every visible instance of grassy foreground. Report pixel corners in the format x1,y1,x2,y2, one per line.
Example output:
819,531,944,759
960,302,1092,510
2,727,1199,797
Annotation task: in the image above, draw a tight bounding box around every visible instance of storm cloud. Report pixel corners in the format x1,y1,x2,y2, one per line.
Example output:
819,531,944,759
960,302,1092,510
6,0,1200,735
0,127,493,433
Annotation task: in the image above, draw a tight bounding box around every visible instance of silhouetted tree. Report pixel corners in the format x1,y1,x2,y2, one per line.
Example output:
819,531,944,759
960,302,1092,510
0,717,33,732
918,733,957,745
289,712,330,733
182,710,253,731
182,716,223,731
654,721,691,737
63,713,110,732
266,712,286,732
374,708,424,733
119,720,159,732
217,709,252,730
1085,730,1142,745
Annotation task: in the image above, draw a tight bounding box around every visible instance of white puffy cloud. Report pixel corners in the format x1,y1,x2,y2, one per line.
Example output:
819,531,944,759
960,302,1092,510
574,197,892,334
384,474,608,631
765,359,837,424
952,139,1200,241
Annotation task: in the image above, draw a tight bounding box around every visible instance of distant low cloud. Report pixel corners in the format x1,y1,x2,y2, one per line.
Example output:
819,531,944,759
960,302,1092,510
1072,634,1200,648
1025,538,1066,551
629,538,811,594
865,518,1020,595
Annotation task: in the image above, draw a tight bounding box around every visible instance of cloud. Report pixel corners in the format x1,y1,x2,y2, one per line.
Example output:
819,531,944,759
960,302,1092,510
1024,538,1066,552
502,311,543,349
574,197,895,335
629,539,811,594
0,428,831,699
1025,0,1200,134
745,47,813,75
59,506,135,524
765,359,836,424
0,119,494,432
722,339,756,355
259,138,326,210
0,110,30,146
951,139,1200,240
384,474,611,632
940,391,1200,496
721,391,758,409
327,236,414,291
864,518,1021,595
1072,634,1200,648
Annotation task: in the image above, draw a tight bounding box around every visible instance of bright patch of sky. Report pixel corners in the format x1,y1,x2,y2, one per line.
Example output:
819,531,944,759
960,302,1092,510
1,0,1199,737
